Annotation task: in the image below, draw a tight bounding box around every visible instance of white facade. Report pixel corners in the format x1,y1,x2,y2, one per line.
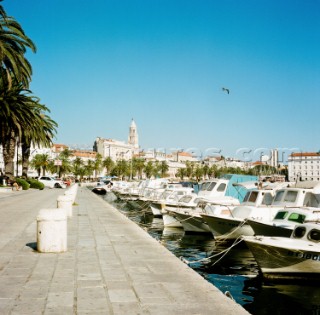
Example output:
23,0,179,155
94,120,139,161
94,137,133,161
288,152,320,182
0,144,53,177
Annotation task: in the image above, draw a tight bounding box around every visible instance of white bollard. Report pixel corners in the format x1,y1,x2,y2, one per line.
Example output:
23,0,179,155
64,187,77,203
57,195,73,217
37,209,67,253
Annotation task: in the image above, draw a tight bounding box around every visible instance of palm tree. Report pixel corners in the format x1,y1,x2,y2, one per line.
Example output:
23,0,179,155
72,157,84,179
159,161,169,178
144,161,154,179
132,158,145,179
54,148,73,178
30,153,50,176
0,78,57,179
84,160,95,179
21,106,57,177
30,154,43,177
102,157,115,175
176,168,186,180
0,4,36,88
94,153,102,178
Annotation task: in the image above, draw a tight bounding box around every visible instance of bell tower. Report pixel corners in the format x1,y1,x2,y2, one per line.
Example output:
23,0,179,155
128,119,139,150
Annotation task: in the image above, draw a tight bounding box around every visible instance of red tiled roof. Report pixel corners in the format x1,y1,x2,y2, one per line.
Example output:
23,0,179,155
290,152,320,157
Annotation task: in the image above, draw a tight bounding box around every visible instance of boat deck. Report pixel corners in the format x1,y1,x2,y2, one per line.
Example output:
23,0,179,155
0,186,249,314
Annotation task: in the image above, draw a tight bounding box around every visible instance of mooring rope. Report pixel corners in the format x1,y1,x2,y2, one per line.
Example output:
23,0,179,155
179,235,244,266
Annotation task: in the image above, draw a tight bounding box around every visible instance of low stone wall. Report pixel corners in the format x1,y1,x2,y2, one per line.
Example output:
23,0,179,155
0,187,13,194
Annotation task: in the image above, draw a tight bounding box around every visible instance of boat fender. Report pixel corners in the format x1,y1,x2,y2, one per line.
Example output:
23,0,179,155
224,291,235,301
180,256,190,265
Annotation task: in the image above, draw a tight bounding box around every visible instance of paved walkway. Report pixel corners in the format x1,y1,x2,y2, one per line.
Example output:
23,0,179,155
0,186,250,315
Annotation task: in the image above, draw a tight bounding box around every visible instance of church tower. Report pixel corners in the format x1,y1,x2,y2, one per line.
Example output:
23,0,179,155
128,119,139,151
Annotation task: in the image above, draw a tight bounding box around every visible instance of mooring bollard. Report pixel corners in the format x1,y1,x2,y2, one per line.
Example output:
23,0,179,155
64,187,77,203
57,195,73,217
37,209,67,253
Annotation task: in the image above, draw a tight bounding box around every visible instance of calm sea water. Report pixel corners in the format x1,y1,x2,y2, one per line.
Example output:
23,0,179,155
101,193,320,315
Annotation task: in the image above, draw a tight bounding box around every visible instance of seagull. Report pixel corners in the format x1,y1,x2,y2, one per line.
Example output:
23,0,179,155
222,87,230,94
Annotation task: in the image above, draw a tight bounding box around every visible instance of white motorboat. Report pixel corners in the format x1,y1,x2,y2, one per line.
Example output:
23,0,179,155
247,207,320,237
162,193,201,228
92,180,113,195
163,178,241,233
200,182,320,240
168,197,239,233
243,222,320,280
149,185,194,217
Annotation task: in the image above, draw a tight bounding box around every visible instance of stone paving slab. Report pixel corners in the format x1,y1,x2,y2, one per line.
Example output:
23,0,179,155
0,186,250,315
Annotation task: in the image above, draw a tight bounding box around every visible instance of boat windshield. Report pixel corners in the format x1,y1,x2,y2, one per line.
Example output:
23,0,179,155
244,191,259,203
205,182,217,191
303,193,320,207
217,183,226,192
283,191,298,203
261,193,273,205
308,229,320,242
200,182,211,191
179,195,192,203
274,190,285,202
274,211,288,220
287,213,306,224
243,192,250,202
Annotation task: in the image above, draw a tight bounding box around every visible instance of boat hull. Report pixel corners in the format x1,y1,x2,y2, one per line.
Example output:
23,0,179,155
244,236,320,280
149,202,162,217
247,219,293,238
162,212,183,228
201,214,254,239
92,187,107,195
170,211,210,233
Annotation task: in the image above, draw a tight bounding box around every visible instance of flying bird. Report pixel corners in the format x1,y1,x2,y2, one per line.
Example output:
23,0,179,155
222,87,230,94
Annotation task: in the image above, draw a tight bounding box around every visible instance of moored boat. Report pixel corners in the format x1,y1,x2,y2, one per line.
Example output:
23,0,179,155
243,222,320,280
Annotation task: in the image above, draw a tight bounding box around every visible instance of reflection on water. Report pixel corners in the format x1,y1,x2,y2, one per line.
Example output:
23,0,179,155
104,194,320,315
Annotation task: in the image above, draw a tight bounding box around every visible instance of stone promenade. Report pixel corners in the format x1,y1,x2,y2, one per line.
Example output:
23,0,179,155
0,186,250,315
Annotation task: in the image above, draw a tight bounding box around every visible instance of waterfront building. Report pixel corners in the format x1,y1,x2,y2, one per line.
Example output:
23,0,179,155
288,152,320,182
174,151,198,163
269,149,279,168
93,119,139,161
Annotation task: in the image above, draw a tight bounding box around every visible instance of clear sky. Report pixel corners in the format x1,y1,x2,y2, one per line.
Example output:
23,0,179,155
3,0,320,162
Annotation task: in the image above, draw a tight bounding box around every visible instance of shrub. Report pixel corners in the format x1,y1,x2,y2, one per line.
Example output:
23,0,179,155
15,178,30,190
27,178,45,190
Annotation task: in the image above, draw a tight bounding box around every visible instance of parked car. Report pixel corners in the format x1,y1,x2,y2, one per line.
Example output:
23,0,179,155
38,176,66,189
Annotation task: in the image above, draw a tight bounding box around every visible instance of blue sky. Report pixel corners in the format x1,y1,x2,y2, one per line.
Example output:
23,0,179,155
3,0,320,161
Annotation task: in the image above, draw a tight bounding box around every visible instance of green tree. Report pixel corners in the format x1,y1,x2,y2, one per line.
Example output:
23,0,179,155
144,161,154,179
185,161,194,179
193,166,204,181
159,161,169,178
30,154,44,177
21,107,57,178
57,149,73,178
111,160,128,180
84,160,95,179
72,157,84,179
94,153,103,178
102,156,115,175
0,80,56,179
176,167,186,180
132,158,145,179
0,4,36,88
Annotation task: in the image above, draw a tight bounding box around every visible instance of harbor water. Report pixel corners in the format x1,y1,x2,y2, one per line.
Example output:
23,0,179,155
101,192,320,315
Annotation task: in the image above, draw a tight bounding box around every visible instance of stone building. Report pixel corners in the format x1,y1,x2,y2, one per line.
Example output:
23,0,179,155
288,152,320,182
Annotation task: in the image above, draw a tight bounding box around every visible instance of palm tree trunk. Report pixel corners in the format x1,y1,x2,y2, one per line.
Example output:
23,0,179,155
21,142,31,178
3,131,16,180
